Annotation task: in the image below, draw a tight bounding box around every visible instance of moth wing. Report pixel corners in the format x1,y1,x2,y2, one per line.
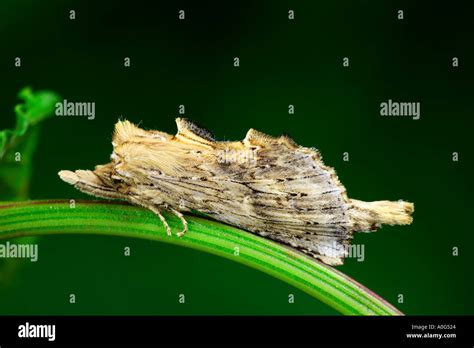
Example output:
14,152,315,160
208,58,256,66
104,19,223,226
214,130,353,264
159,126,353,265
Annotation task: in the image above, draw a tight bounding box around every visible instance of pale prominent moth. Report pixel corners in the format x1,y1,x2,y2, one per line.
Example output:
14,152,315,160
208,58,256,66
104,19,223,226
59,118,414,265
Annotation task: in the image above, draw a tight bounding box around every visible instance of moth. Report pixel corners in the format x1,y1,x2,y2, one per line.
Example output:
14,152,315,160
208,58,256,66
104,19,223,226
59,118,414,265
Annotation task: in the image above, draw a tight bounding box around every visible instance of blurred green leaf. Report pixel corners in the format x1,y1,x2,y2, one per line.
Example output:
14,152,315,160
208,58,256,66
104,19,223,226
0,87,60,284
0,87,61,200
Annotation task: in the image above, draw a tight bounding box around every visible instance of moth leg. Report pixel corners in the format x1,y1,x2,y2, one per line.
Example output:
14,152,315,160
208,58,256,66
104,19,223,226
128,197,172,236
150,206,172,237
170,208,188,238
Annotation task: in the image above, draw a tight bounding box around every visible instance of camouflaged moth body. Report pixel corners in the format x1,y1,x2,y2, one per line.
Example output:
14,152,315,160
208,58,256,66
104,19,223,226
59,118,414,265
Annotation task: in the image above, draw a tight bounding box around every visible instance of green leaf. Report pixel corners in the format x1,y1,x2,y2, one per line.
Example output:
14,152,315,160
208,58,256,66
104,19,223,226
0,200,403,316
0,87,61,283
0,87,61,200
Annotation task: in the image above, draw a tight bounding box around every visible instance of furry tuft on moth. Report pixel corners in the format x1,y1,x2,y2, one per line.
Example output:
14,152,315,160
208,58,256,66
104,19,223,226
59,118,414,265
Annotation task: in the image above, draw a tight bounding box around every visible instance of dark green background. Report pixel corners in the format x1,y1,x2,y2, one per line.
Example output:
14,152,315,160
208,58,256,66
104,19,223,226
0,0,472,315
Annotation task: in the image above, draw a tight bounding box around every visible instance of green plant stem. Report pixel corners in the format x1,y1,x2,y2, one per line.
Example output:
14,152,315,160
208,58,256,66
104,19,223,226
0,200,402,315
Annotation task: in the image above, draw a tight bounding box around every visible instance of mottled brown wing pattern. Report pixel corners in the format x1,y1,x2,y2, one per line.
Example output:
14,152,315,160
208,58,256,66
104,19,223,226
59,118,414,265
